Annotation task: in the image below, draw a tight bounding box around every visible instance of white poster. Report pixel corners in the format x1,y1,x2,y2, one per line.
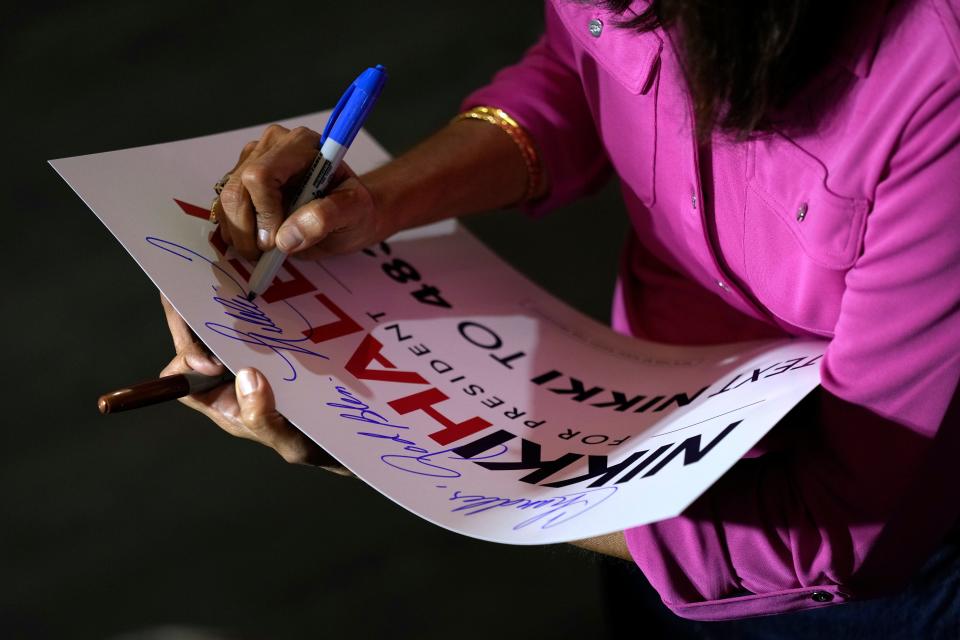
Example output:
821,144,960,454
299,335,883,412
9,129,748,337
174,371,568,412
52,112,825,544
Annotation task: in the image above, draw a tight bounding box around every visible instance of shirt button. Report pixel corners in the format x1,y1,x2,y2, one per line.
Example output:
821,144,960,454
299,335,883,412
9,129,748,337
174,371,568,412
589,18,603,37
691,192,698,209
810,591,834,603
796,202,808,222
716,280,730,292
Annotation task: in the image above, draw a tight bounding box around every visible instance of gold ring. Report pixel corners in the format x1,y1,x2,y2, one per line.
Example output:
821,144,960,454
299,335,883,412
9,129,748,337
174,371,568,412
213,172,231,195
209,196,219,223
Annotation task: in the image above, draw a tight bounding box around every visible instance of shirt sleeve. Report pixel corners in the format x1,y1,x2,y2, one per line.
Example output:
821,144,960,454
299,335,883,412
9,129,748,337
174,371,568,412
624,64,960,620
460,1,611,215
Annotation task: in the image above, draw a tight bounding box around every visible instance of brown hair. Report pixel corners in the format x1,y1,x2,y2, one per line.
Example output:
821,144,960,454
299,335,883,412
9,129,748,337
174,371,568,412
600,0,861,139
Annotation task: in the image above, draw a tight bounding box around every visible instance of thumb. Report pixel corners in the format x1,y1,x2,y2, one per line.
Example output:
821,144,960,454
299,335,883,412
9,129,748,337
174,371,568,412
273,178,373,255
234,368,325,466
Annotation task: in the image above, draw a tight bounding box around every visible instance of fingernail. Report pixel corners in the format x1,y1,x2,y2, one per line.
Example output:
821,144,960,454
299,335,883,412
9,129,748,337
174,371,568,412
257,228,270,249
185,352,212,371
276,225,304,252
210,354,222,366
237,369,259,396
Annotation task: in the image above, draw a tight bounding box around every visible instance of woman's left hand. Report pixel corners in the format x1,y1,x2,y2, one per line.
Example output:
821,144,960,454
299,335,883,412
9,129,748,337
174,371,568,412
159,295,352,475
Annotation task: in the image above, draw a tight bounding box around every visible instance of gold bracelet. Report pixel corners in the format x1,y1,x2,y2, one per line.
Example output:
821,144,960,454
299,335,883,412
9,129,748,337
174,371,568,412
453,106,544,204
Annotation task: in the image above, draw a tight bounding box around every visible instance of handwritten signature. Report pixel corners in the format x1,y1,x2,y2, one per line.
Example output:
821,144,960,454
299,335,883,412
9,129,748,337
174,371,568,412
146,237,328,381
447,486,618,531
326,383,506,479
325,381,610,531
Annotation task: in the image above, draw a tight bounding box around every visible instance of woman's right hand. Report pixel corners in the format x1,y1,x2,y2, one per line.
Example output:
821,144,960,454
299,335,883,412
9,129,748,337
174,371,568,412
163,116,533,453
215,124,386,261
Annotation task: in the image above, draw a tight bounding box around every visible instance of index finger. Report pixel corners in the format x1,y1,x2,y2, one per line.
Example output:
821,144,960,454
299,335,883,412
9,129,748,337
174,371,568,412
160,294,195,353
160,296,222,375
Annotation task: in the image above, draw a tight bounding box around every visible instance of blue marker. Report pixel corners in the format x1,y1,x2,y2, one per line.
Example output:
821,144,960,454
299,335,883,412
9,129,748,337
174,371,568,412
246,64,388,301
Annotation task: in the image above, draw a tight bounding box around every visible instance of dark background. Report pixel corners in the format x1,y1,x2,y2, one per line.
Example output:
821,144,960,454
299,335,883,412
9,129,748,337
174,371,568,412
3,2,630,638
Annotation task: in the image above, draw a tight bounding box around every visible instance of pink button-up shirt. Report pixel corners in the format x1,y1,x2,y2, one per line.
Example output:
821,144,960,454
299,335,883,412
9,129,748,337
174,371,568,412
465,0,960,621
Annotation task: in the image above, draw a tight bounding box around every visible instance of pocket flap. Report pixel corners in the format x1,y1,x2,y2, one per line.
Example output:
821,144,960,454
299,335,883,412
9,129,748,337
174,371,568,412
748,135,869,269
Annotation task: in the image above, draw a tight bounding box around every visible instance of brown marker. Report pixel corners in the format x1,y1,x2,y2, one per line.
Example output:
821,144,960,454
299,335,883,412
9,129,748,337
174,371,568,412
98,371,234,414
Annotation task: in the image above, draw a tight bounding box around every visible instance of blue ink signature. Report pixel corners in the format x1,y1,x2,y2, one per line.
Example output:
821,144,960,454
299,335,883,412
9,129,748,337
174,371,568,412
447,486,618,531
146,237,328,381
326,381,607,532
326,385,411,431
326,384,507,478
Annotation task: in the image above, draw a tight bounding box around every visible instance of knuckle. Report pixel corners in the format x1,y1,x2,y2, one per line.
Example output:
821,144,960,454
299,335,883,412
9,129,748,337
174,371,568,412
240,407,265,432
255,208,277,225
161,353,187,376
338,185,363,210
241,140,258,156
298,203,327,236
219,181,241,207
290,126,317,142
240,163,272,188
263,124,287,139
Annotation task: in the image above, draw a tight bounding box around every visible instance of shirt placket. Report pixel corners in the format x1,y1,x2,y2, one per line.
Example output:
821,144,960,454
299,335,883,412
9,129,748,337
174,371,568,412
684,130,778,324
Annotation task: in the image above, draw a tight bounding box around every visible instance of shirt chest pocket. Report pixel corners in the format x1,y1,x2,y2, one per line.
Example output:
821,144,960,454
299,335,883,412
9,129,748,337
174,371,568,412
743,135,870,334
551,0,662,205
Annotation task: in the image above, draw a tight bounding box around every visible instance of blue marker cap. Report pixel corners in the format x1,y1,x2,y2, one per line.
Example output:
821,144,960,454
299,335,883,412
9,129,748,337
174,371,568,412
321,64,388,147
